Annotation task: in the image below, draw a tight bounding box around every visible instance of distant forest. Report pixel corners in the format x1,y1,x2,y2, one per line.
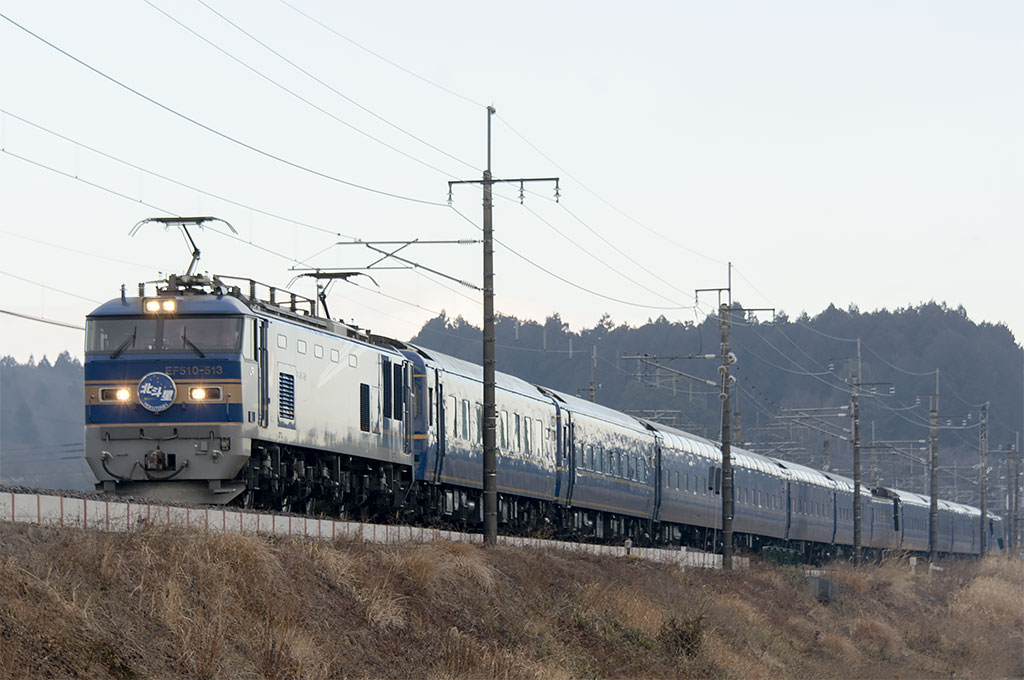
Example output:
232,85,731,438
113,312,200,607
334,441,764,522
411,302,1022,510
0,352,93,491
2,302,1020,509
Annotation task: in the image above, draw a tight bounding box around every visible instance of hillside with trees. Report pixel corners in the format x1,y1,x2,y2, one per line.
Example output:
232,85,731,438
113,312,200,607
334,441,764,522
0,352,93,490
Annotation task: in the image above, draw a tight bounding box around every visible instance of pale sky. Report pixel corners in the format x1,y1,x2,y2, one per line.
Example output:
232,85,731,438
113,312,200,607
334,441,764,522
0,0,1021,363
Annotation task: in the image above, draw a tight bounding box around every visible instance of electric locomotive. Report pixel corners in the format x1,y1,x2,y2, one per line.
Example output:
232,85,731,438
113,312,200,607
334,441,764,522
85,271,421,516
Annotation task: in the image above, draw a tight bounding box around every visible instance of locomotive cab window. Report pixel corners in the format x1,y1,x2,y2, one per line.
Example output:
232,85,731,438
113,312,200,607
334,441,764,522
87,316,243,355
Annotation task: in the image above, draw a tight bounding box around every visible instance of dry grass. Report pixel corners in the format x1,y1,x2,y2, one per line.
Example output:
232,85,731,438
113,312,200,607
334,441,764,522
0,521,1022,679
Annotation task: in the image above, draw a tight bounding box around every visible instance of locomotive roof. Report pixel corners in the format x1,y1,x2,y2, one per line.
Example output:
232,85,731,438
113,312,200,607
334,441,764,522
89,294,252,317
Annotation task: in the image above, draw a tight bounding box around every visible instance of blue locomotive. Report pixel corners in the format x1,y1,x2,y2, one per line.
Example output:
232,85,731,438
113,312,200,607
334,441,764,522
84,271,1004,558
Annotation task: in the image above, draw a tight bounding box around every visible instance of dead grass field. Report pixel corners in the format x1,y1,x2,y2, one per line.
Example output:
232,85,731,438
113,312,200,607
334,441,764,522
0,522,1021,679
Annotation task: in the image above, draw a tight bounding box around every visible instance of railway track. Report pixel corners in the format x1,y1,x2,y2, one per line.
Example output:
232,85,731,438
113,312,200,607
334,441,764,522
0,487,740,569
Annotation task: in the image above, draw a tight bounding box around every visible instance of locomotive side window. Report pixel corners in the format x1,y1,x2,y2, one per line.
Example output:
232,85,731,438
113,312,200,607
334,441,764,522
313,344,324,359
243,319,256,360
447,395,457,441
349,354,357,367
297,339,307,355
330,348,340,363
475,403,483,445
277,334,287,349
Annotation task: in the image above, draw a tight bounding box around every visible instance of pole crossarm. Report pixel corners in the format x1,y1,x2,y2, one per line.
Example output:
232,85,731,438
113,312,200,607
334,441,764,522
621,355,718,387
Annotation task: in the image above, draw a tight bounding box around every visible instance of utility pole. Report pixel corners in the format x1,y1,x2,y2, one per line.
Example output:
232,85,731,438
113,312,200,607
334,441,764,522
979,402,988,557
577,345,600,402
851,338,862,565
448,106,559,546
719,302,734,571
696,265,773,571
929,371,940,562
823,439,830,471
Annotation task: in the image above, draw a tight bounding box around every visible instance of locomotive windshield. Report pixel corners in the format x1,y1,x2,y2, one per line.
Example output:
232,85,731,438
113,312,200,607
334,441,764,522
86,316,243,355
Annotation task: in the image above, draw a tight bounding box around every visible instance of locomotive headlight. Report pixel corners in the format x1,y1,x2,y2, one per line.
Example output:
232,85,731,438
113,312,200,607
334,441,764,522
144,298,177,313
187,386,221,401
116,388,131,401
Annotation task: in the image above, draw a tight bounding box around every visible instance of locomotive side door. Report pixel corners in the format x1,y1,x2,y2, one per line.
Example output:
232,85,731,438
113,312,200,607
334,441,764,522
433,377,446,484
257,319,269,428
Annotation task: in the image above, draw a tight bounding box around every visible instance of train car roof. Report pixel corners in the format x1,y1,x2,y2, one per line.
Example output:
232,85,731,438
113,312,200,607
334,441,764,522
416,346,552,402
636,420,721,463
767,457,849,489
542,388,656,433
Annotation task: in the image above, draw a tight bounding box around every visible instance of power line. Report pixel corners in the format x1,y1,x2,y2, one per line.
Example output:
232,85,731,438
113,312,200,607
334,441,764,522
0,308,84,330
559,202,695,300
0,267,101,304
191,0,478,174
142,0,463,179
494,113,726,266
519,202,687,308
448,205,693,311
0,225,168,272
2,143,479,321
275,0,486,109
0,107,356,239
0,10,446,207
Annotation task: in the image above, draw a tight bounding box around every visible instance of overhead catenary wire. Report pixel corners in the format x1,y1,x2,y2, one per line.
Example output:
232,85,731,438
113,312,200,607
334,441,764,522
275,0,486,110
2,142,481,317
191,0,478,174
0,267,101,304
0,308,85,331
142,0,464,179
0,108,358,241
0,10,447,207
494,114,727,267
518,202,688,308
448,205,693,312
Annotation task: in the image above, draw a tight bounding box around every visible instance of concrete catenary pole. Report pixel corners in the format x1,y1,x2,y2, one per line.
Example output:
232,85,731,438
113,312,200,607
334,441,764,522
719,302,734,571
929,371,939,562
979,402,988,557
851,338,862,565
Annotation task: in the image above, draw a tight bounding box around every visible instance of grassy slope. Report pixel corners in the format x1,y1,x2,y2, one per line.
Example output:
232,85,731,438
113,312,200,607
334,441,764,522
0,523,1021,679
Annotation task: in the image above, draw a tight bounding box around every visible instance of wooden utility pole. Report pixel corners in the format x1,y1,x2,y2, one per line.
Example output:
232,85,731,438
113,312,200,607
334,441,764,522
719,302,735,571
448,106,558,546
979,402,988,556
929,372,940,561
696,265,773,571
851,338,862,565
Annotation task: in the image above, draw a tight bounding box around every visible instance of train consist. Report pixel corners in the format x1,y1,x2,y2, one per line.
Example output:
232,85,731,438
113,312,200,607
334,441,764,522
85,272,1005,560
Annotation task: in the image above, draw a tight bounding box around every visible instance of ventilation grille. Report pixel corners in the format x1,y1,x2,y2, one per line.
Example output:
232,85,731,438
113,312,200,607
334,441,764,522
392,363,403,421
360,383,370,432
279,373,295,421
